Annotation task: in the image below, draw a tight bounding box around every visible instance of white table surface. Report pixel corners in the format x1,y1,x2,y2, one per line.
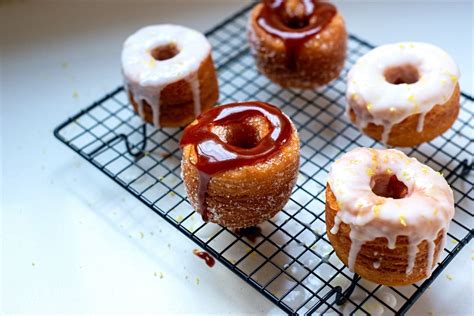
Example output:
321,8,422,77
1,0,473,315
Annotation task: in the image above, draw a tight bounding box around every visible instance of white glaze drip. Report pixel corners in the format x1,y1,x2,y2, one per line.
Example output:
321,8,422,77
330,215,342,234
347,231,363,271
121,24,211,127
328,148,455,276
406,240,417,275
416,112,426,133
373,260,381,269
137,99,145,118
425,238,436,277
346,42,460,144
187,72,202,117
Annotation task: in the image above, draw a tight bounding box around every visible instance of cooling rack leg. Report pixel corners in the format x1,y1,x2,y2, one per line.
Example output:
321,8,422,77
87,124,147,160
305,273,360,315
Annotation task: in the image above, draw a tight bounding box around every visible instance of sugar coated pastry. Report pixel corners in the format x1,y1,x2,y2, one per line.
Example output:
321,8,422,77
347,42,460,146
248,0,347,88
122,24,219,127
180,101,300,229
326,147,454,285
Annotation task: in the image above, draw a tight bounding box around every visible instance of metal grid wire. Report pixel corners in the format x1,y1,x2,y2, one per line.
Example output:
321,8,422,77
54,4,473,315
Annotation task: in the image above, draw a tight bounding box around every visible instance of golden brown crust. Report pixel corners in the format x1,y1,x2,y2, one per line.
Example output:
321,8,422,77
248,4,347,88
349,84,460,147
129,54,219,127
181,123,300,229
325,184,444,286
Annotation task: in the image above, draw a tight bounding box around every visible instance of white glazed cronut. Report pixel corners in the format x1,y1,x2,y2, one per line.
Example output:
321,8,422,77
121,24,211,127
346,42,460,144
327,148,454,278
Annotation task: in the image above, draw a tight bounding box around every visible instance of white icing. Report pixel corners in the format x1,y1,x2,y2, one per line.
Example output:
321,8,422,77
328,148,454,275
330,215,341,234
373,260,381,269
346,42,460,144
425,239,436,278
121,24,211,126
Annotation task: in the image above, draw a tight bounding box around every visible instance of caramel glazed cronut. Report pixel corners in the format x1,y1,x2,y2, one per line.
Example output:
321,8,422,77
325,184,444,286
181,118,300,229
249,3,347,88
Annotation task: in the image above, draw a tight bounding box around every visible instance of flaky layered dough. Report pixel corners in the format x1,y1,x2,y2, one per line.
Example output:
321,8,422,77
129,54,219,127
348,85,460,147
181,123,300,229
248,4,347,88
325,185,444,286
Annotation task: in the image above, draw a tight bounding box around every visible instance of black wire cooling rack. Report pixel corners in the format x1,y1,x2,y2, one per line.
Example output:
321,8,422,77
54,4,473,315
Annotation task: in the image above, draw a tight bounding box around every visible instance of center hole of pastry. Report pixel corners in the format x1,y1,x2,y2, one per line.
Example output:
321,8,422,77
384,64,420,85
212,116,269,149
371,174,408,199
151,43,179,61
274,0,311,29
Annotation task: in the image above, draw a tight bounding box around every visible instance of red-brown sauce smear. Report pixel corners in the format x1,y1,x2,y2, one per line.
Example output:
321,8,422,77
179,101,292,222
193,249,215,268
257,0,337,68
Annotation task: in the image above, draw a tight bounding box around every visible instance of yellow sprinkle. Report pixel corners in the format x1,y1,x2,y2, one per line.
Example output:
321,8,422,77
176,215,184,222
408,95,415,102
351,93,358,100
145,58,156,68
399,44,405,49
169,192,176,197
433,209,439,216
441,79,447,86
366,103,373,111
356,202,364,209
386,168,393,174
439,171,444,177
366,168,375,177
337,201,344,209
373,205,381,217
389,107,396,113
383,155,389,163
409,43,415,48
445,273,453,280
471,255,474,261
399,214,407,226
451,239,457,244
421,167,429,174
195,277,200,285
402,171,410,179
72,90,79,99
450,74,458,82
349,159,360,164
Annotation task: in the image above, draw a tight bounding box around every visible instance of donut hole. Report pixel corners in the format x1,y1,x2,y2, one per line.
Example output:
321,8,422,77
151,43,179,61
212,116,270,149
384,65,420,85
371,174,408,199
